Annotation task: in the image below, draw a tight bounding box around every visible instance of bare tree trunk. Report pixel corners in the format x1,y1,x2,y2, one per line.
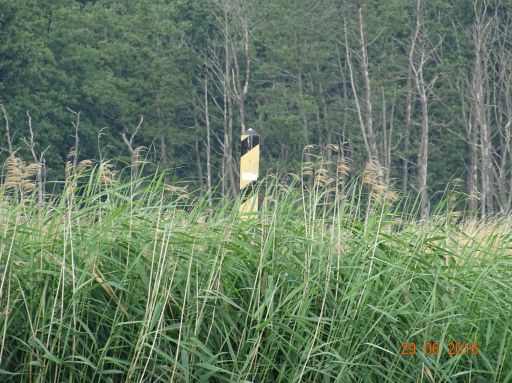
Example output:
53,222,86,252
160,134,168,169
1,104,14,157
343,12,382,180
402,83,412,193
414,52,430,220
226,88,236,195
474,47,493,216
121,116,143,180
231,2,251,135
194,123,204,191
403,20,419,193
495,84,510,212
471,2,494,216
314,83,323,149
387,85,397,184
204,76,213,205
504,94,512,210
294,32,310,164
207,0,253,196
494,21,512,213
381,86,389,180
344,25,372,162
460,78,479,214
358,8,379,165
468,121,479,213
411,0,436,220
222,4,235,196
336,45,350,158
317,63,331,160
496,128,509,212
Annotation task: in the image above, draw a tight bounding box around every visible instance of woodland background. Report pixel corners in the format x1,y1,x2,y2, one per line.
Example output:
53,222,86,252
1,0,512,217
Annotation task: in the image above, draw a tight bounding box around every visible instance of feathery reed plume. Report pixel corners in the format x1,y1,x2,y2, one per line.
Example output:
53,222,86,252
336,157,350,179
383,190,398,204
65,161,74,181
303,144,316,152
301,161,314,177
362,160,380,187
326,143,340,153
4,156,23,190
25,163,41,176
22,163,40,192
66,156,93,198
164,184,189,201
278,182,293,195
314,167,332,188
4,155,39,201
77,159,93,174
99,163,116,187
364,160,385,201
363,160,397,204
332,243,346,255
451,178,463,187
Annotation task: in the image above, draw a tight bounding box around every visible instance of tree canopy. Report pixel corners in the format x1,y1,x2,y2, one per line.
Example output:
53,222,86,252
2,0,512,215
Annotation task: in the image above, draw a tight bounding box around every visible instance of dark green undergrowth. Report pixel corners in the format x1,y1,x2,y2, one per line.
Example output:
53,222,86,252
0,168,511,382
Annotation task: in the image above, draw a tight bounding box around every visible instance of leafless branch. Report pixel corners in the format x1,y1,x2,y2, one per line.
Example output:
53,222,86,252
1,104,14,157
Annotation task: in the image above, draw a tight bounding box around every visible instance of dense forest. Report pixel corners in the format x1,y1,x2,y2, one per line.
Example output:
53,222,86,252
2,0,512,216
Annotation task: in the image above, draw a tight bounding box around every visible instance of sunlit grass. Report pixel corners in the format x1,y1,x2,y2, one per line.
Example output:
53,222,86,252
0,163,511,382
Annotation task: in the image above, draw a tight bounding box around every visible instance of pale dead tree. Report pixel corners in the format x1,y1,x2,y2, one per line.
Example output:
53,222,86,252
155,13,167,172
204,75,213,205
335,44,350,157
294,30,311,167
316,62,332,160
495,116,512,212
310,3,339,163
381,86,388,180
121,116,144,179
204,0,254,197
23,111,48,204
343,23,370,158
410,0,439,220
381,84,399,184
192,90,204,192
402,11,421,193
204,41,228,195
498,66,512,211
357,8,379,165
222,2,236,196
489,11,512,213
390,87,401,183
0,104,15,157
412,48,433,220
463,1,512,215
470,0,495,217
229,0,251,135
458,76,480,213
343,10,384,180
204,0,236,196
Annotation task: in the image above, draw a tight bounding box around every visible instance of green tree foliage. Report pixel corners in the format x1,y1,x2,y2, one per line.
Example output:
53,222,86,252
2,0,512,213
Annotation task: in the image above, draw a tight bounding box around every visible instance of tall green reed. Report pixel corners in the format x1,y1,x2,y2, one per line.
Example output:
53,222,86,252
0,158,510,382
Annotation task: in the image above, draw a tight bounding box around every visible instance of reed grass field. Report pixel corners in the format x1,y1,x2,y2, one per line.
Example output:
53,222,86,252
0,161,511,382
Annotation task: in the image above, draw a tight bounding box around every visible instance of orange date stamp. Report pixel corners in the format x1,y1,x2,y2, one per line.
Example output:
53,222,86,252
400,341,479,356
